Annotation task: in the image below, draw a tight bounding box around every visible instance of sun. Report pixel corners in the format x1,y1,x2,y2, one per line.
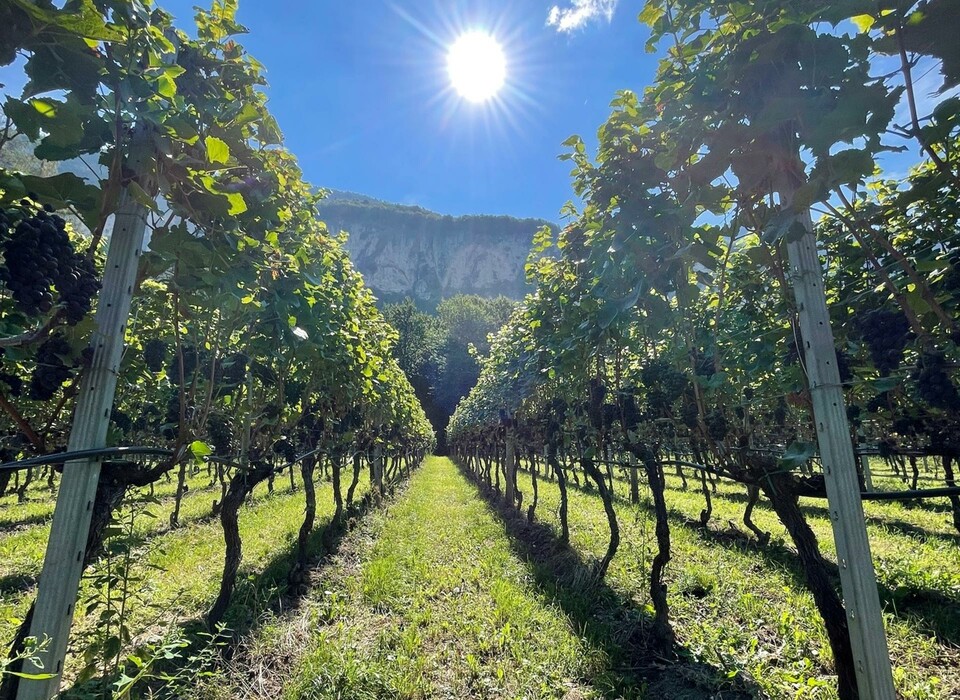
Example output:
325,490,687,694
446,31,506,103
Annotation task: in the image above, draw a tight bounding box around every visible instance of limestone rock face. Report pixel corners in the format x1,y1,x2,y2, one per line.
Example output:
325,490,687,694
319,193,554,309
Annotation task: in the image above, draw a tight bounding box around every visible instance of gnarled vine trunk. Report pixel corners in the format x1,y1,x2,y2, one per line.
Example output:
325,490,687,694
582,456,619,581
209,460,273,628
758,468,857,700
624,441,674,649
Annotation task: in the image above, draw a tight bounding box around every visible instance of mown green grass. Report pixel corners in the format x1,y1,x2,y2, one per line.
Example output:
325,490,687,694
6,455,954,698
0,464,368,686
514,458,960,699
278,456,601,700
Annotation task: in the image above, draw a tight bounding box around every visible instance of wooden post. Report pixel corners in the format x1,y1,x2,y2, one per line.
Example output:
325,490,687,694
629,453,640,504
372,445,384,495
17,132,157,700
784,202,896,699
504,425,516,507
856,429,874,492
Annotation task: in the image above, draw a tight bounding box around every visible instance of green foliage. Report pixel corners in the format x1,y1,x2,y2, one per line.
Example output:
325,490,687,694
0,0,432,688
449,2,960,696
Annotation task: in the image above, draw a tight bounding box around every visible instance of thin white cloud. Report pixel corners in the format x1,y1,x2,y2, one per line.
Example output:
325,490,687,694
547,0,618,33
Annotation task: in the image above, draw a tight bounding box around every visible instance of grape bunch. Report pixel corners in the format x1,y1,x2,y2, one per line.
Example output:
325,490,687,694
619,391,642,431
773,400,787,427
641,360,688,402
891,414,921,436
693,352,716,378
0,372,23,397
207,413,234,454
143,339,168,373
680,400,699,429
272,436,297,463
846,404,862,426
857,309,911,376
0,203,100,322
783,333,802,366
913,351,960,411
836,350,854,385
57,253,100,324
705,410,729,441
940,258,960,293
284,379,305,405
221,352,248,386
29,334,75,400
866,391,889,413
110,409,133,433
167,345,200,384
133,403,161,432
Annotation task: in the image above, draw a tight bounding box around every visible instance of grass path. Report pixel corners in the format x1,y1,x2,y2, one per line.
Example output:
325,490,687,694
211,456,600,700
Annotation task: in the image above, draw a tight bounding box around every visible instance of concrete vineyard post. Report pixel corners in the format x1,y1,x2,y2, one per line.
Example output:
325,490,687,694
784,199,896,699
17,132,156,700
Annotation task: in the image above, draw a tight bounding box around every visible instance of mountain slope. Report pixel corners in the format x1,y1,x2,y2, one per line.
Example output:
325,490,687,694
318,192,554,309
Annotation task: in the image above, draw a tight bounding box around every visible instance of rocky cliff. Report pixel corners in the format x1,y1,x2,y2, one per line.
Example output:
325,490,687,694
318,193,554,309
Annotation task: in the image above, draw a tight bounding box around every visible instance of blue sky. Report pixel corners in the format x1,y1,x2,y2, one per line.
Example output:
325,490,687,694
155,0,659,222
2,1,946,223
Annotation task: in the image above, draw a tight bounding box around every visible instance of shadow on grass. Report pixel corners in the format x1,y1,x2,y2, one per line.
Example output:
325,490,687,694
0,510,53,534
868,517,960,545
525,465,960,653
675,509,960,648
0,572,34,597
658,473,957,533
59,475,404,700
460,463,760,700
601,469,960,639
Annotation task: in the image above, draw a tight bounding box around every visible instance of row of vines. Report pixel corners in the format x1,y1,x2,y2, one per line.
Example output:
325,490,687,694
0,0,433,696
450,1,958,698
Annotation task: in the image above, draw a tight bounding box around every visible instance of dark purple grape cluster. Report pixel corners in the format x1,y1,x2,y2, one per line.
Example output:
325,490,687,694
57,253,100,324
0,203,99,322
161,393,185,439
133,402,162,432
913,351,960,411
783,333,802,366
773,401,787,427
221,352,248,386
941,258,960,293
619,391,642,431
284,379,304,405
866,391,889,413
857,309,911,376
836,350,854,385
143,339,168,373
110,409,133,433
641,361,687,396
846,404,862,425
0,372,22,397
693,352,716,377
207,412,233,454
272,437,297,463
29,334,74,400
680,400,699,429
167,345,200,384
705,410,729,441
